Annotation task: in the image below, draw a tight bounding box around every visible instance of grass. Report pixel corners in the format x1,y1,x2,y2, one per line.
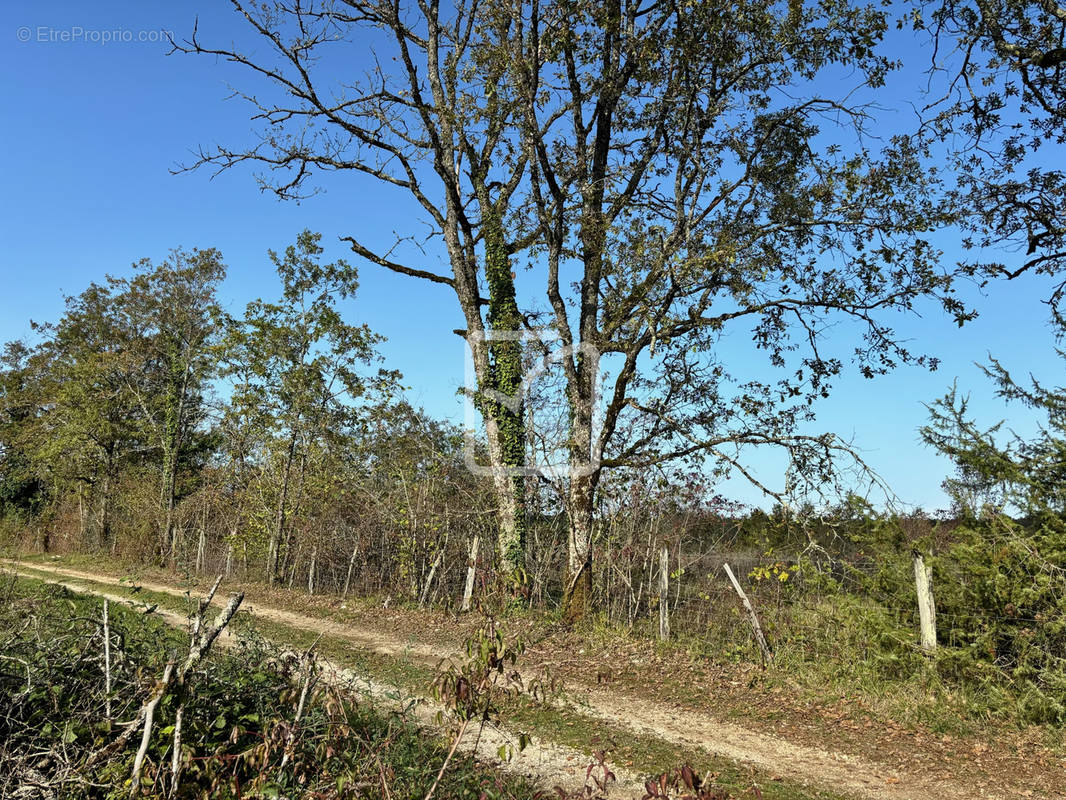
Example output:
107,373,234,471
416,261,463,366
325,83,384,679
0,574,544,800
7,557,852,800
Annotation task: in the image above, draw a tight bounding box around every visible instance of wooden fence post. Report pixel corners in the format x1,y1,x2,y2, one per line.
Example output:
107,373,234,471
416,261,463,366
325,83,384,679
461,534,480,613
723,563,773,665
913,553,937,652
659,544,670,641
420,549,444,608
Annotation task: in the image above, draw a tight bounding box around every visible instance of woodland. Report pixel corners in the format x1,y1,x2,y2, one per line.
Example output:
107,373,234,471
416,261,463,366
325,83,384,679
2,0,1066,797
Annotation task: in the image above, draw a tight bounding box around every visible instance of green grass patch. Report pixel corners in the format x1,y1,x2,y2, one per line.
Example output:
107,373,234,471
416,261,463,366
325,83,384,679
8,563,851,800
0,571,542,800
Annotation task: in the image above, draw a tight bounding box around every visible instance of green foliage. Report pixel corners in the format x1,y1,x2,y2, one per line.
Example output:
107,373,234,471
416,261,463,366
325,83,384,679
918,354,1066,722
927,515,1066,723
0,342,47,518
0,576,541,799
218,230,401,582
434,621,539,727
916,0,1066,330
0,248,226,554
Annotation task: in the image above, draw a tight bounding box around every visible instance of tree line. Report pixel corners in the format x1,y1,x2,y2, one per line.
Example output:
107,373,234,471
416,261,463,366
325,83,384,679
0,233,491,596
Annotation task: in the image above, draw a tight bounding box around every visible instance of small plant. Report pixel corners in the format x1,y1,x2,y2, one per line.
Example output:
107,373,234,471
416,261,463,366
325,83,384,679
428,619,538,797
641,765,757,800
548,749,617,799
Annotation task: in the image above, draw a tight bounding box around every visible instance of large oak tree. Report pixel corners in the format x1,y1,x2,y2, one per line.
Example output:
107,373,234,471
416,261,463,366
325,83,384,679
174,0,968,616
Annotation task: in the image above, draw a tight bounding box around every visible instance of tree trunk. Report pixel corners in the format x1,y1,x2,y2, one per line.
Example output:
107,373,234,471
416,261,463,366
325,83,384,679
78,484,87,546
440,189,529,586
278,449,309,580
163,358,192,569
420,548,444,608
162,437,177,564
479,204,527,578
562,505,594,622
461,534,480,613
561,464,598,622
342,541,359,599
98,466,112,552
164,499,176,567
658,544,670,641
287,543,301,589
268,432,298,585
164,489,177,567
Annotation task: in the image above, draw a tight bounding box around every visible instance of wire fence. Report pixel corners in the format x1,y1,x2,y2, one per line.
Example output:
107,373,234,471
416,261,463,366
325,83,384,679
21,505,1066,720
588,537,1066,715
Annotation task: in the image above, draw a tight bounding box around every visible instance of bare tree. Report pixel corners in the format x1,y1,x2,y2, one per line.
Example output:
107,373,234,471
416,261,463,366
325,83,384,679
173,0,967,617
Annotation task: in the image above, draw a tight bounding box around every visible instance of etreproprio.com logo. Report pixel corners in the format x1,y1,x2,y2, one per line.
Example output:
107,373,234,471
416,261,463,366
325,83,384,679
17,26,173,44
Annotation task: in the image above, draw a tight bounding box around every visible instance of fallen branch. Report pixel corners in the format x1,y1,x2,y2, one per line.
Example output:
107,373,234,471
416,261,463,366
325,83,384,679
83,575,244,798
279,633,323,773
169,578,243,797
129,661,175,797
103,599,112,721
723,563,773,666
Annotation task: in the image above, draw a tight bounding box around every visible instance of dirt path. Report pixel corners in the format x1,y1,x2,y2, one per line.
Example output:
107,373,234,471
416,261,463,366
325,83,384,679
6,563,645,797
6,559,1041,800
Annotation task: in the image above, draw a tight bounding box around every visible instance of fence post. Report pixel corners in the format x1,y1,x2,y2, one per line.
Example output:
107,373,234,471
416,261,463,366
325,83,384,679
461,534,480,613
342,543,359,599
913,553,937,652
723,562,773,665
659,544,670,641
420,549,444,608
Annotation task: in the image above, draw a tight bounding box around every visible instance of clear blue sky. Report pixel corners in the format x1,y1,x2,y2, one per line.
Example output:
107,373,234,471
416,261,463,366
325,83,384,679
2,1,1062,512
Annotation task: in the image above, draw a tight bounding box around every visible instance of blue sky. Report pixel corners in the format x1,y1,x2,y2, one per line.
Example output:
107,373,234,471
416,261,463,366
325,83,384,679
2,1,1062,512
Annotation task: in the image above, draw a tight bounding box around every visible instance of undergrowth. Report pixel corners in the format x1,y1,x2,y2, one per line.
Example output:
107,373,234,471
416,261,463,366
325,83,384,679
0,575,540,799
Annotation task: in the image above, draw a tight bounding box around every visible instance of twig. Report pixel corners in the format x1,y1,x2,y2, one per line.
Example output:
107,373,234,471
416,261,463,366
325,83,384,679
130,661,175,797
279,634,323,772
103,599,112,721
422,717,470,800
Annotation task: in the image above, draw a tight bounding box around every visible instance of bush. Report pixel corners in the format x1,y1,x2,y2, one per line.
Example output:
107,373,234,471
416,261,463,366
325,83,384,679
0,575,541,799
